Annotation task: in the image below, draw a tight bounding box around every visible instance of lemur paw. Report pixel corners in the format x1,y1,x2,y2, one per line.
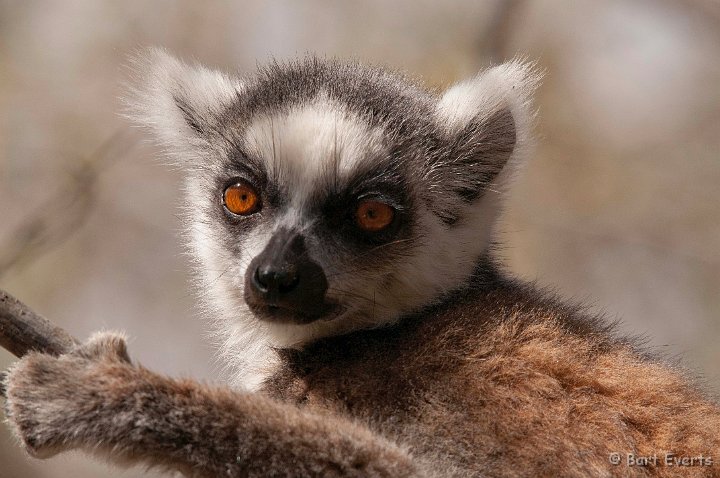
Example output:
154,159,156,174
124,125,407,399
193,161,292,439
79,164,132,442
3,331,133,458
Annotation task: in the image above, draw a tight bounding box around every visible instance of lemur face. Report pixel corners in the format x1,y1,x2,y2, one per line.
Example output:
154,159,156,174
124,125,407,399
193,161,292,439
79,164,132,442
209,90,428,327
220,96,417,326
128,50,539,347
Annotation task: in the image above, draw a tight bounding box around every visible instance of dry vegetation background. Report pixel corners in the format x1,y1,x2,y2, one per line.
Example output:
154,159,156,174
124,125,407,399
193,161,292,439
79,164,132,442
0,1,718,476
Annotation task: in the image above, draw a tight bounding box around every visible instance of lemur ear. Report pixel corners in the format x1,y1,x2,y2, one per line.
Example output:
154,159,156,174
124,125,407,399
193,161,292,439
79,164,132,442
429,59,541,224
124,48,243,162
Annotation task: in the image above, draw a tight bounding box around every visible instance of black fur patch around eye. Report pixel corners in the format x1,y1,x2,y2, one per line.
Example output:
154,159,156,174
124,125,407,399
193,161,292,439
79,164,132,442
224,151,268,187
309,157,414,255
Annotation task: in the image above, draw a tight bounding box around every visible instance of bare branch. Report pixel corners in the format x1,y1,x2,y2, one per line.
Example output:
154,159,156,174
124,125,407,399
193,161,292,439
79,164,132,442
0,288,77,396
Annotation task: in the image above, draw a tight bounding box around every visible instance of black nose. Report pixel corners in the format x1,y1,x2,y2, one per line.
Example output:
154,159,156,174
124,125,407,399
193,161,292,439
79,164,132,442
244,228,329,323
253,264,300,295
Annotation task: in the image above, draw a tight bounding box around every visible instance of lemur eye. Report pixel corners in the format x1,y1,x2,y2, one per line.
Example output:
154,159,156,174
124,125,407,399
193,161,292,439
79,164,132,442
355,200,395,232
223,182,261,216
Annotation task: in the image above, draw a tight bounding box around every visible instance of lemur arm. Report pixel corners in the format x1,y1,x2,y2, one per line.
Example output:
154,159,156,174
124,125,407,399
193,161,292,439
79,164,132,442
0,290,415,476
3,332,416,477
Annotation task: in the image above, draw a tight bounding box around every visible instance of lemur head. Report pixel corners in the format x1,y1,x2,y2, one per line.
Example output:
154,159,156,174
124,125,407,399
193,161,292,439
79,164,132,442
128,49,539,367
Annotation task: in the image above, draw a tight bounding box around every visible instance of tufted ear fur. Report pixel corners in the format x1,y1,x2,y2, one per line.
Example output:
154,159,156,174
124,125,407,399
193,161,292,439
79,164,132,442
123,48,244,164
429,59,542,225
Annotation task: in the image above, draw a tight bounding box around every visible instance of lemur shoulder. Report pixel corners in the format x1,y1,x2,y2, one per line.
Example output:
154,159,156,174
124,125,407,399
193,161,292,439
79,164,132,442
3,49,720,477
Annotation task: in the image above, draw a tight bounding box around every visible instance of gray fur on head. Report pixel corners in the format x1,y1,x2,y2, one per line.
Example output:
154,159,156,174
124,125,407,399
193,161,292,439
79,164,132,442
126,48,542,389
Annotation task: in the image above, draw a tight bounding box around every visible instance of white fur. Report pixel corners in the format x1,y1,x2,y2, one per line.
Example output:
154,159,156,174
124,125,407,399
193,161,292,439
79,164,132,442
437,58,540,140
123,47,244,164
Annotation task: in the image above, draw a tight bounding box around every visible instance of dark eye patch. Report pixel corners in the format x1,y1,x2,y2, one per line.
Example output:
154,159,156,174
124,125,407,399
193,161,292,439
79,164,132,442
224,149,267,184
312,173,411,250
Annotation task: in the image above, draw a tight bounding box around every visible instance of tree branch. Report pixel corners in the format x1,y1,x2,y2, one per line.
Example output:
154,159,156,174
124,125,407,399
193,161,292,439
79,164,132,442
0,288,77,396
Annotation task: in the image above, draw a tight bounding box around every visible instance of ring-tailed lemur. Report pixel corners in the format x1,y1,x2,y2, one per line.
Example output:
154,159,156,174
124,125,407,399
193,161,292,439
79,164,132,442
3,49,720,477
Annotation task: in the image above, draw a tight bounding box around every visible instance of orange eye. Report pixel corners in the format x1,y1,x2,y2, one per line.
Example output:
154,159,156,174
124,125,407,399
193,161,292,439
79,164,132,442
223,183,261,216
356,200,395,232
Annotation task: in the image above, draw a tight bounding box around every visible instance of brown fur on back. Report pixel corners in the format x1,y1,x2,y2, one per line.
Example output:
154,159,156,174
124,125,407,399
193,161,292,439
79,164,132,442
264,262,720,477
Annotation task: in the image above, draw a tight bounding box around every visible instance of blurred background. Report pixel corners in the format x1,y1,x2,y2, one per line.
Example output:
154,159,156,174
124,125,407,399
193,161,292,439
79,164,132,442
0,0,718,476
